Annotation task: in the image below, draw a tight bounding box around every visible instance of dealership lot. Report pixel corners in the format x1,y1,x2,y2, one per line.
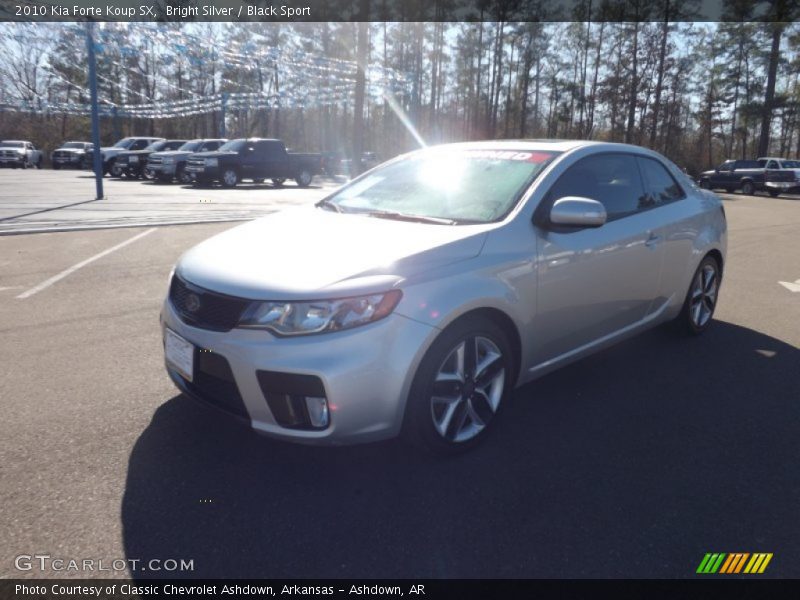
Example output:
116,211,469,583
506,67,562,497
0,181,799,578
0,169,339,234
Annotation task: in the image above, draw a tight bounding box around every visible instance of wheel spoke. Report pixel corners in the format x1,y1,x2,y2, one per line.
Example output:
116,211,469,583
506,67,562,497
475,354,504,388
432,396,461,437
691,301,703,325
470,390,496,421
445,401,469,441
465,397,486,428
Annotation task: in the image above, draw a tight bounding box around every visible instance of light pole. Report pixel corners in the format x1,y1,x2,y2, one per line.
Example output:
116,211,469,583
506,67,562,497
85,21,104,200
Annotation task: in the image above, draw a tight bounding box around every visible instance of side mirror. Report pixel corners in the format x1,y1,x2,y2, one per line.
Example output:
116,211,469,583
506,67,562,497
550,196,607,228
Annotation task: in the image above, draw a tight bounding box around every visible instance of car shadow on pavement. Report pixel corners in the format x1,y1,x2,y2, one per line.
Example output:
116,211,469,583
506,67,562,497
121,321,800,579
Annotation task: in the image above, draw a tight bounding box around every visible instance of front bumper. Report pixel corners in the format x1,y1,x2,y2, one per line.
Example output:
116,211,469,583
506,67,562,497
185,164,218,180
160,298,437,445
0,156,24,166
149,163,177,176
765,181,800,193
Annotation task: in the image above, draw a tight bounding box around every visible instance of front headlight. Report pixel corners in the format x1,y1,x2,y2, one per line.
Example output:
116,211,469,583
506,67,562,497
205,158,218,167
238,290,402,336
162,157,175,164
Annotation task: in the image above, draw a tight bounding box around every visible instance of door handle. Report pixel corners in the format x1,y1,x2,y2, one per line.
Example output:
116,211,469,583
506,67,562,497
645,233,661,248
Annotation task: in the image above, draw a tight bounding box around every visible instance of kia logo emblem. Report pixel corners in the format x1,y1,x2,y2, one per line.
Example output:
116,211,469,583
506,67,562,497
185,293,201,313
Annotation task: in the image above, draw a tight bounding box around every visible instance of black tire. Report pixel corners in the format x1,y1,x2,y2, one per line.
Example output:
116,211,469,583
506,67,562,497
725,187,735,194
21,159,28,170
675,255,721,336
36,158,42,169
402,315,514,455
177,164,191,185
110,161,123,178
142,167,155,181
221,168,239,188
741,180,755,195
768,190,780,198
272,178,285,187
295,169,313,187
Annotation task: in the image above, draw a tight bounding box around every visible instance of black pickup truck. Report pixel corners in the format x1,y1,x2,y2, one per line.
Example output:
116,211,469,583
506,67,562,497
698,159,795,197
185,138,322,188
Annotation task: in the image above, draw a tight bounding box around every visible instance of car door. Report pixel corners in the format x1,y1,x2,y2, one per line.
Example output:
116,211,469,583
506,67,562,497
240,142,261,179
261,140,289,178
533,152,666,363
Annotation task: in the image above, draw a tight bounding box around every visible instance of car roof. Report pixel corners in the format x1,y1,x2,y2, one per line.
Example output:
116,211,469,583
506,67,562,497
429,139,660,153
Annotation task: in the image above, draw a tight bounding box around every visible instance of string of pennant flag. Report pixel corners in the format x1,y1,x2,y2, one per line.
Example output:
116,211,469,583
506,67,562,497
0,23,412,119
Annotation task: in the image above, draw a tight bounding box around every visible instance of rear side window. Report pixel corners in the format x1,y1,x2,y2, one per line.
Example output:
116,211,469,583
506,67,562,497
203,141,221,151
637,157,685,205
547,153,648,221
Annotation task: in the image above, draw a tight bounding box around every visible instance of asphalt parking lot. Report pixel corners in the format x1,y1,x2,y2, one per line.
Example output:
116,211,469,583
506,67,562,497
1,171,799,579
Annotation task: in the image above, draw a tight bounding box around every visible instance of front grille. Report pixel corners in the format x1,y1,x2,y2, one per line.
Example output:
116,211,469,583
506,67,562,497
183,349,249,418
1,150,20,159
148,156,163,166
169,275,250,332
187,157,205,167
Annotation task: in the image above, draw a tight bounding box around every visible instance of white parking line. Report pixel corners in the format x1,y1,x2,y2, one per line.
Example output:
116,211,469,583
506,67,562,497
16,228,157,299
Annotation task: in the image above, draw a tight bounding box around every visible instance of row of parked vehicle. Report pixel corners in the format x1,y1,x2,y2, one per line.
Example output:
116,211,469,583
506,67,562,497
697,157,800,197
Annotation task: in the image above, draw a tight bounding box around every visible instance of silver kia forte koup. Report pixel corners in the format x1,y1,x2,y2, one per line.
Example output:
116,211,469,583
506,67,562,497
161,140,727,453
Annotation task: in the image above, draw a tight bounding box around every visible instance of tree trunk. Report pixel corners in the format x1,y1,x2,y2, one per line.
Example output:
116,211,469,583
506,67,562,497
352,20,369,176
757,22,783,157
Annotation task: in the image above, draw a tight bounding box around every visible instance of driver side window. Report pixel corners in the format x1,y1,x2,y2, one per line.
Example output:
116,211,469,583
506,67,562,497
547,153,648,221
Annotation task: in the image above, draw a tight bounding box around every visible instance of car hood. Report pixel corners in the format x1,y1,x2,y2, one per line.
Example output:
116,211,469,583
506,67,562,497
151,150,192,159
189,150,238,159
177,206,491,300
53,148,86,153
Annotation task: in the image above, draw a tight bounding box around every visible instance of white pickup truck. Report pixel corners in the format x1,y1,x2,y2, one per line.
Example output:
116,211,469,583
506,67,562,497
757,157,800,194
0,140,43,169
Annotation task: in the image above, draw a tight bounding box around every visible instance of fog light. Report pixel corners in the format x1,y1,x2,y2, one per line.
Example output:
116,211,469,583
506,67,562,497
304,396,329,428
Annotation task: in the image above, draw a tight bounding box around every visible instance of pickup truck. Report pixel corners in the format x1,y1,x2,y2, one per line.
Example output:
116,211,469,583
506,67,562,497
756,157,800,194
698,159,795,197
147,139,227,184
101,137,163,176
185,138,322,188
112,139,187,180
0,140,43,169
51,141,94,170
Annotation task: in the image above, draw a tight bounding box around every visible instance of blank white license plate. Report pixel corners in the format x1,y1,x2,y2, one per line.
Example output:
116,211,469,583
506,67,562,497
165,328,194,382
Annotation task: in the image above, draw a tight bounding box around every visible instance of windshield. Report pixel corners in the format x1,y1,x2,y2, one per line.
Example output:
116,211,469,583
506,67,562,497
145,141,167,151
178,141,202,152
0,142,24,148
782,160,800,168
114,138,135,149
218,140,247,152
323,148,559,223
62,142,86,149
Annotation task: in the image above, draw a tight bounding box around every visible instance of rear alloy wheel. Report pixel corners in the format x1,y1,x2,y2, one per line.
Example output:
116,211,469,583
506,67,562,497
677,256,720,335
295,169,313,187
404,316,512,454
741,181,755,195
221,168,239,188
143,167,155,181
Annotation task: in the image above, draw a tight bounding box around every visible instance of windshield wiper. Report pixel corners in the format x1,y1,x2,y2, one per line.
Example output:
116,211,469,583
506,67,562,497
316,198,343,213
363,210,458,225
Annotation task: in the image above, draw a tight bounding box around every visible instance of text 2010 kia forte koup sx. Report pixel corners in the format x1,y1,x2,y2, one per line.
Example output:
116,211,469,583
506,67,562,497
161,140,727,454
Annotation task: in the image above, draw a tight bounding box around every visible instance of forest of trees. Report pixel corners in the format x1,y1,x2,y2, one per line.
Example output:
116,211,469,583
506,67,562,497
1,5,800,176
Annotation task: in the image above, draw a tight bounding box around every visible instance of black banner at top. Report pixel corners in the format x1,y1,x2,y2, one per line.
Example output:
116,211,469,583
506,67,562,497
1,0,798,22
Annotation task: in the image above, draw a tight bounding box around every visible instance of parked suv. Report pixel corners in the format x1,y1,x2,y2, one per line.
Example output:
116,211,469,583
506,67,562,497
101,137,163,176
0,140,42,169
698,159,794,196
113,139,187,180
148,139,227,184
185,138,322,188
51,141,94,170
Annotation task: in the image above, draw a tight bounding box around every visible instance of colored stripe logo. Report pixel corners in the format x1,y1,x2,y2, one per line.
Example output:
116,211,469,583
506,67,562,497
697,553,773,574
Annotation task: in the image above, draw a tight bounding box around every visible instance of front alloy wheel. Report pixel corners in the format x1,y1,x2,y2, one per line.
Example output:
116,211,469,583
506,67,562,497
677,256,720,335
221,168,239,188
404,316,512,454
430,336,505,443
